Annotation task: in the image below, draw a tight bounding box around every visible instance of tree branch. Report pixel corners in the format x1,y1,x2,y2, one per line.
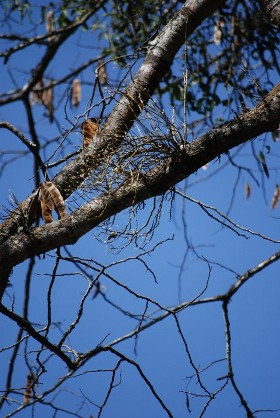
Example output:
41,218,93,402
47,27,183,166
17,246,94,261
0,85,279,275
0,304,76,370
0,0,226,247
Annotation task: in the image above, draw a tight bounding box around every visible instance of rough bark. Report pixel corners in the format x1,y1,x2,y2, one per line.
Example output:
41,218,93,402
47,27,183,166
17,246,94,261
258,0,280,28
1,0,280,297
1,84,279,286
0,0,226,247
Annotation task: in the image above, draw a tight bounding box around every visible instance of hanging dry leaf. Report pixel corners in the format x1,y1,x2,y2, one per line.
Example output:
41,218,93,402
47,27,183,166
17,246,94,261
46,11,54,33
30,79,45,105
41,199,54,223
97,59,108,85
31,79,54,121
71,78,81,107
271,184,280,209
213,19,224,45
107,231,118,241
28,191,41,222
245,183,251,199
23,372,35,404
40,182,66,223
42,80,54,123
81,118,100,148
47,182,67,218
40,182,55,211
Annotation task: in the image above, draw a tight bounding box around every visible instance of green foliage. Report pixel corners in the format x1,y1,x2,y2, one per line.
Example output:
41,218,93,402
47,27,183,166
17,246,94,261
1,0,279,123
2,0,30,19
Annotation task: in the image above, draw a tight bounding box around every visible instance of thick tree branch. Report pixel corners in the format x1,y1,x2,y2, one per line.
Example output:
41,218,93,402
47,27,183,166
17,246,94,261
0,0,226,249
258,0,280,28
0,85,279,281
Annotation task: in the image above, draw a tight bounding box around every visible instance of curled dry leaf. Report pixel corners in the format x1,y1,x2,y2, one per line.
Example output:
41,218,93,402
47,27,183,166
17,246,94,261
31,79,54,122
81,118,100,148
46,10,54,33
47,182,67,218
271,184,280,209
40,182,66,223
41,199,54,223
23,372,35,404
30,79,45,105
71,78,81,107
43,80,54,123
245,182,251,199
97,59,108,85
28,191,41,223
213,19,224,45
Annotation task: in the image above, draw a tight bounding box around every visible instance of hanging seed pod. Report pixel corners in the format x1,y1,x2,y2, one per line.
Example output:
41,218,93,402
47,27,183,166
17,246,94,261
97,59,108,85
23,372,35,404
46,10,54,33
40,182,66,223
47,182,67,218
42,80,54,122
30,79,45,105
245,183,251,199
81,118,100,148
71,78,81,107
213,19,224,45
41,199,53,223
271,184,280,209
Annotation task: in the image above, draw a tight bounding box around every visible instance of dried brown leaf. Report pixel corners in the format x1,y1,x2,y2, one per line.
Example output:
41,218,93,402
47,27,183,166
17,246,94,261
41,199,53,223
271,184,280,209
71,78,81,107
23,373,35,404
47,182,67,219
40,182,55,211
97,59,108,85
81,118,100,148
213,19,224,45
30,79,45,105
245,183,251,199
46,11,54,33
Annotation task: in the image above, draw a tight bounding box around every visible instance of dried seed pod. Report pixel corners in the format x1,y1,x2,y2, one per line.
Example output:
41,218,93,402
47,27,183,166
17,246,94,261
40,182,66,223
47,182,67,219
213,19,224,45
40,182,54,211
28,191,41,223
71,78,81,107
81,118,100,148
271,184,280,209
31,79,45,105
41,199,54,223
97,59,108,85
42,80,54,123
23,372,35,404
245,183,251,199
46,10,54,33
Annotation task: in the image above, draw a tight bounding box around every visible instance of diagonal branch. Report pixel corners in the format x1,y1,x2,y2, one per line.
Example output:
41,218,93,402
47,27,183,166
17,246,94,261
0,304,76,369
0,84,279,278
104,347,174,417
0,0,226,247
